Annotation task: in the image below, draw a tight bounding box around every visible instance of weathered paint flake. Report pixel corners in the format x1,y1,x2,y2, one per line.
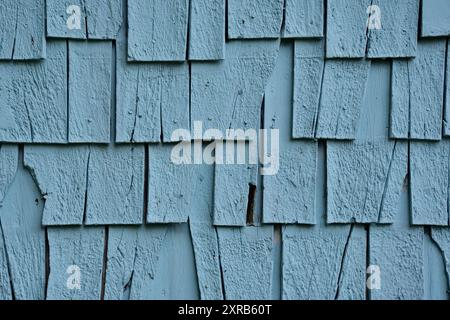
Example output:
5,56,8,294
0,155,45,300
0,0,46,60
227,0,284,39
191,40,279,136
47,0,122,39
422,0,450,37
104,226,168,300
147,144,192,223
217,226,273,300
24,145,90,225
410,141,450,226
390,40,447,140
84,145,145,225
69,41,112,143
263,42,317,224
189,0,225,61
0,41,67,143
46,226,105,300
283,0,324,38
282,225,366,300
127,0,188,62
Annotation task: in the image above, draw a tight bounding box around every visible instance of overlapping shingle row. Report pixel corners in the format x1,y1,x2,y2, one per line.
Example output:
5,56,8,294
1,0,450,300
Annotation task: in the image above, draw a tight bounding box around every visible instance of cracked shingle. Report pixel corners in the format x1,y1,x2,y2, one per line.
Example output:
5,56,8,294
127,0,188,62
0,0,46,60
47,0,122,39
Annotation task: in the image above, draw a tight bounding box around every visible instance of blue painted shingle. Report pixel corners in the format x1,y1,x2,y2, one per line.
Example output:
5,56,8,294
0,41,67,143
104,226,168,300
191,40,280,136
263,42,317,224
47,0,122,39
391,40,447,140
217,226,273,299
366,0,419,58
422,0,450,37
283,0,324,38
46,226,105,300
127,0,188,62
227,0,284,39
0,156,46,300
84,145,145,225
189,0,225,60
24,145,89,226
0,0,46,60
410,141,449,226
68,41,112,143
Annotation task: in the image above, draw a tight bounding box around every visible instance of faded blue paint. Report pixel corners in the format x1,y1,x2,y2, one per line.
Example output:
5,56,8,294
1,1,450,301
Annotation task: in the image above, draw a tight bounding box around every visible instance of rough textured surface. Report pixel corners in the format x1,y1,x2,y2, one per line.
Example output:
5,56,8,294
189,0,225,61
283,0,324,38
264,42,317,224
127,0,188,62
0,41,67,143
104,226,168,300
0,0,46,60
84,145,145,225
191,40,280,135
391,40,447,140
410,141,450,226
227,0,284,39
68,41,112,143
24,145,89,225
46,226,105,300
147,144,192,223
422,0,450,37
0,152,45,300
47,0,122,39
292,39,324,139
326,0,370,58
315,59,371,139
217,226,273,300
1,0,450,301
366,0,419,58
116,23,189,143
213,159,257,226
